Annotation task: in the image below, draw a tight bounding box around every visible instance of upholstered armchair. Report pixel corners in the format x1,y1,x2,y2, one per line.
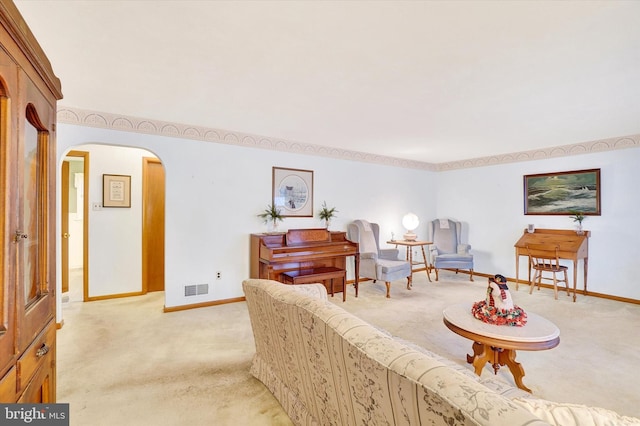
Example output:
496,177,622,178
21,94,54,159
428,219,474,281
347,220,412,298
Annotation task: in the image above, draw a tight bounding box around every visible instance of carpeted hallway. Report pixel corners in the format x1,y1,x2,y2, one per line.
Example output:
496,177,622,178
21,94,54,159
58,271,640,425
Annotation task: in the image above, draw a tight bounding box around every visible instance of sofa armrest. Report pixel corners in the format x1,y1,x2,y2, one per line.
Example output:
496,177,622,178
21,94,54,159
288,283,328,301
512,397,640,426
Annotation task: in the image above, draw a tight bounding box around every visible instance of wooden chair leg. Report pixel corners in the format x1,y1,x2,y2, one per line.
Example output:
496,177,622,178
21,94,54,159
552,273,558,300
529,271,537,294
406,275,412,290
563,270,570,296
469,269,474,282
435,268,439,281
531,271,542,294
539,272,544,291
385,282,391,298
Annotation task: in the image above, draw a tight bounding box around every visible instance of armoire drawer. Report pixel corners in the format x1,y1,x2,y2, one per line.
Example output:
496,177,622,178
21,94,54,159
0,367,17,401
17,322,56,394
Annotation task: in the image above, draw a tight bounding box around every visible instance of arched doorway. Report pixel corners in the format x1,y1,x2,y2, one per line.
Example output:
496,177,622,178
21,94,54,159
60,144,165,307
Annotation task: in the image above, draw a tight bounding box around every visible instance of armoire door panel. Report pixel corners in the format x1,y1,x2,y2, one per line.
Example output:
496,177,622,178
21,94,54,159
0,1,62,403
17,101,55,353
0,46,17,381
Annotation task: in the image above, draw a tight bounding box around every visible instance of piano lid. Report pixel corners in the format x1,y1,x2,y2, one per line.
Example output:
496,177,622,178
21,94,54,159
285,228,332,246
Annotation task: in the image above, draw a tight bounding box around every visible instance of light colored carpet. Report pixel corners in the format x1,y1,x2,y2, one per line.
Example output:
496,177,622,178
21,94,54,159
333,272,640,419
59,288,292,426
58,271,640,425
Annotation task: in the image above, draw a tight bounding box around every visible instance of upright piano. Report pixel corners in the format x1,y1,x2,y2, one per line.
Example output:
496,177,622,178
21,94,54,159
514,228,590,301
250,228,359,295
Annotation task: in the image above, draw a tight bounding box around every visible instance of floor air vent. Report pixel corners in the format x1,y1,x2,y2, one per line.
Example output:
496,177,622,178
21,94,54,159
185,284,209,296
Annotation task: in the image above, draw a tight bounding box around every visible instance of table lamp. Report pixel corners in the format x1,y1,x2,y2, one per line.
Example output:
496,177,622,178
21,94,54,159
402,213,419,241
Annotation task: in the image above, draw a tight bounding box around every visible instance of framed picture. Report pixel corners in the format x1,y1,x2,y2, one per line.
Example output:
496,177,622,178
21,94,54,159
272,167,313,217
524,168,601,215
103,174,131,208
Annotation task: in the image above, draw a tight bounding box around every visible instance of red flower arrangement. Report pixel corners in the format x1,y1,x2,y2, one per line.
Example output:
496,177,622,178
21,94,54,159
471,300,528,327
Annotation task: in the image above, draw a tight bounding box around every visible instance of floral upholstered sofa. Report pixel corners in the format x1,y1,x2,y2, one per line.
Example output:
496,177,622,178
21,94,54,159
243,279,640,426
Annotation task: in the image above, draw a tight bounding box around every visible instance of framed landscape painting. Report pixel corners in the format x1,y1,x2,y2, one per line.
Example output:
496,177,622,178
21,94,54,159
524,168,601,215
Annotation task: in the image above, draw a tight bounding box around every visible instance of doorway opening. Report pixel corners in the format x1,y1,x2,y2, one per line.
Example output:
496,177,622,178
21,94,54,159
62,151,88,303
60,145,165,308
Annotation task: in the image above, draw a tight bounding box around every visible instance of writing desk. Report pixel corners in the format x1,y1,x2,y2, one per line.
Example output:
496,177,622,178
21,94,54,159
514,228,590,302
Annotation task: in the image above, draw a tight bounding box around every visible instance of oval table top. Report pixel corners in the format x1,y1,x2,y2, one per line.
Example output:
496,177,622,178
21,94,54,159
443,303,560,350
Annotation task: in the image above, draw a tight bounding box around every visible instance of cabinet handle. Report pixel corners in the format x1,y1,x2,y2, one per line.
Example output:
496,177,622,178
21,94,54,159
36,343,50,358
14,231,28,243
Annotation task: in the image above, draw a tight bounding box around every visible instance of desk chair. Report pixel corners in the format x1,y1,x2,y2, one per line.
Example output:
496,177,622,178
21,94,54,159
526,243,571,300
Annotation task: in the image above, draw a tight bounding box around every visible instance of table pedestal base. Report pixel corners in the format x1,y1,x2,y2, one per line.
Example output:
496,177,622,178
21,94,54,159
467,341,531,393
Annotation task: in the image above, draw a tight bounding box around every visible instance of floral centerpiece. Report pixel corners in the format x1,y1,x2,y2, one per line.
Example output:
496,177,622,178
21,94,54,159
471,274,527,327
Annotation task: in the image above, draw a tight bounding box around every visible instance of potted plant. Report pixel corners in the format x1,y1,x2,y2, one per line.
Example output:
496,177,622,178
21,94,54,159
318,201,338,229
569,211,585,235
258,204,284,233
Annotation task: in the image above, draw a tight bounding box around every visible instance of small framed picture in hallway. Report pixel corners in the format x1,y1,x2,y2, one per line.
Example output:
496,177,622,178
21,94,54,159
103,174,131,208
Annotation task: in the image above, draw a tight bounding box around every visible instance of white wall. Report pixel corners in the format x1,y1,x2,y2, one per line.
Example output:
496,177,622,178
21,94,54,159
56,123,640,323
436,147,640,299
56,124,436,318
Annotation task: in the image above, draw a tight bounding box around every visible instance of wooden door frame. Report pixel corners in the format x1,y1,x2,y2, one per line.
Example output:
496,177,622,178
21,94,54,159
141,157,165,293
63,150,89,302
61,160,69,293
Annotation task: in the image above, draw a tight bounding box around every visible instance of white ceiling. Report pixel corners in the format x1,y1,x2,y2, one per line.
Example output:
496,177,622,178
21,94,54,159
13,0,640,164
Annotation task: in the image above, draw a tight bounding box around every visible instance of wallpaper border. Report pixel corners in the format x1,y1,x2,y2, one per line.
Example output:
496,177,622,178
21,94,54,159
57,107,639,172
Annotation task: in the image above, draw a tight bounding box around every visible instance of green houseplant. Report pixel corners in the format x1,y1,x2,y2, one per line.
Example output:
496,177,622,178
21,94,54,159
569,211,585,235
258,204,284,233
318,201,338,229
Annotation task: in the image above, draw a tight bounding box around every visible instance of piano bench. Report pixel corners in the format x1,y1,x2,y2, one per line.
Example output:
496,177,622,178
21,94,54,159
281,267,347,302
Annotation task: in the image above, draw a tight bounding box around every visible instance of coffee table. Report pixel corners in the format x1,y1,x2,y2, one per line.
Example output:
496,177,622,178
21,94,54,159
443,303,559,393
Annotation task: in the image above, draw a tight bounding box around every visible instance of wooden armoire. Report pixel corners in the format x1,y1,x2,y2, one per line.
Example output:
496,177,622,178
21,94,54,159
0,2,63,402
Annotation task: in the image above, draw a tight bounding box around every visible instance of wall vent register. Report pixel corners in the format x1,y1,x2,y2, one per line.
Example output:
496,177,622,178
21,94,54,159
184,284,209,297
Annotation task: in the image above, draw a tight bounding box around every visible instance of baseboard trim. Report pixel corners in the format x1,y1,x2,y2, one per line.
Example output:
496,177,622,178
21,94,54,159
459,270,640,306
86,291,145,301
164,296,246,313
351,270,640,306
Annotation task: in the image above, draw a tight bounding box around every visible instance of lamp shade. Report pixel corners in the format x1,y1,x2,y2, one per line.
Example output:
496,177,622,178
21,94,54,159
402,213,419,240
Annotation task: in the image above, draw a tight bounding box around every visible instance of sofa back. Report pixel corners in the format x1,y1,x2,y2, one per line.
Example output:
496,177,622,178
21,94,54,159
243,278,548,426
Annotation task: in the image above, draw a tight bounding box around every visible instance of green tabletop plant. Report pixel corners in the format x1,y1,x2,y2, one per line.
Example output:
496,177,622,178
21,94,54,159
318,201,338,229
258,204,284,233
569,211,586,234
